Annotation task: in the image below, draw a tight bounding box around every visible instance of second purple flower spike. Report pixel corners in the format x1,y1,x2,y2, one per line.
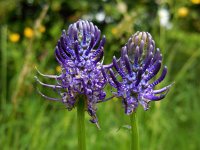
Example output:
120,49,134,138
108,31,173,115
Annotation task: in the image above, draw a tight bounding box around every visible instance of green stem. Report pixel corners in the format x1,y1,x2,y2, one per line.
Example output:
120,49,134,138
1,25,7,110
130,112,139,150
77,97,86,150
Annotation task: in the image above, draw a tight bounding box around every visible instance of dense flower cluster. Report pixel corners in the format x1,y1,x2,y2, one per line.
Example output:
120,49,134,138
36,20,172,125
108,31,173,114
35,20,107,125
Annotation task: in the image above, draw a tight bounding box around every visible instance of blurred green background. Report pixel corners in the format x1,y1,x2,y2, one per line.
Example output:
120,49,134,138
0,0,200,149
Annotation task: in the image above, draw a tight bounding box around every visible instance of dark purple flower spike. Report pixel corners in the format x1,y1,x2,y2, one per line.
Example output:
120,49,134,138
108,31,173,115
35,20,107,126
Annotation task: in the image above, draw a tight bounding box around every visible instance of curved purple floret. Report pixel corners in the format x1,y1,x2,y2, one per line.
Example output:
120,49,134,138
108,31,173,114
35,20,108,126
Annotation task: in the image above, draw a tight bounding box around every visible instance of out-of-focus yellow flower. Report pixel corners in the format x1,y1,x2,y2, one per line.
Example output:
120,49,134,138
178,7,189,18
191,0,200,4
24,27,34,38
111,27,118,35
51,1,61,11
39,25,46,33
117,2,127,14
9,33,20,43
56,66,62,73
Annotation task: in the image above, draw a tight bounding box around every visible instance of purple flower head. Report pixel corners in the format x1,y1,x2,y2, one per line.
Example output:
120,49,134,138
108,31,173,115
35,20,107,125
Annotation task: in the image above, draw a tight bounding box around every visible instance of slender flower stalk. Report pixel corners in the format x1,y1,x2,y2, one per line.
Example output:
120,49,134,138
130,112,139,150
1,26,7,109
77,96,86,150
